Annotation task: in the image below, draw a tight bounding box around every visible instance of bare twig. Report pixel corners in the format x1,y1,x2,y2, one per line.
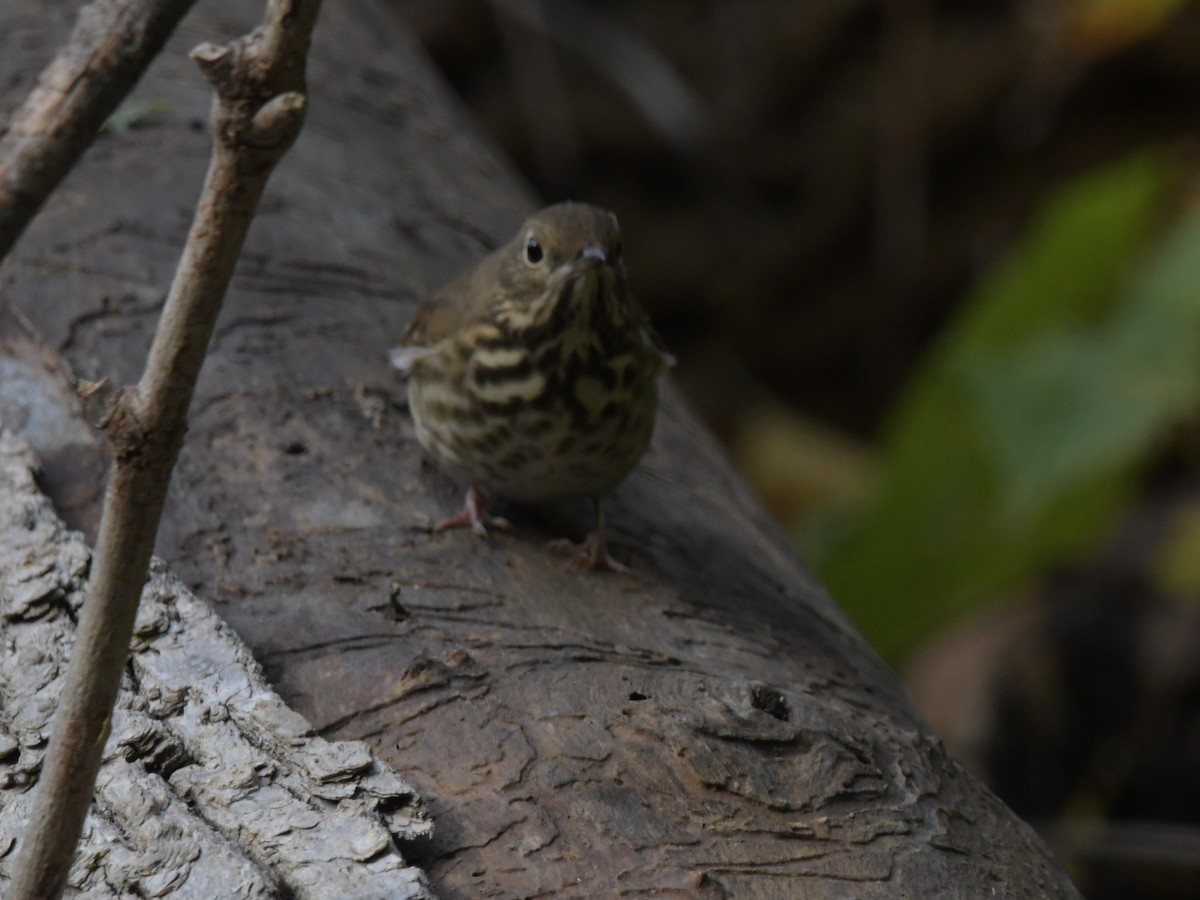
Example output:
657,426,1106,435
875,0,930,294
1047,818,1200,867
10,2,323,897
0,0,198,263
488,0,713,153
490,0,581,183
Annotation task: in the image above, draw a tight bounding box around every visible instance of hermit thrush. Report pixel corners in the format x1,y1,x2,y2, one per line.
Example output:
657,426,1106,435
390,202,670,571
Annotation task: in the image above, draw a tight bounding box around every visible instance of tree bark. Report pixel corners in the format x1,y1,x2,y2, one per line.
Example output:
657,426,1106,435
0,333,433,897
0,0,1081,896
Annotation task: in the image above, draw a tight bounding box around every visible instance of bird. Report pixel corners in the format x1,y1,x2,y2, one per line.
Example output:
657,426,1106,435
389,202,671,572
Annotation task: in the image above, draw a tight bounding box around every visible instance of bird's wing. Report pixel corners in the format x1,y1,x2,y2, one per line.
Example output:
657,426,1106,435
631,294,676,370
387,344,437,375
397,248,504,349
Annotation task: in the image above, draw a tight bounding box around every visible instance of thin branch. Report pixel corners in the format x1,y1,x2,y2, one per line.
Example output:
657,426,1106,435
875,0,930,296
1047,818,1200,867
490,0,581,183
489,0,714,153
0,0,198,264
9,2,322,897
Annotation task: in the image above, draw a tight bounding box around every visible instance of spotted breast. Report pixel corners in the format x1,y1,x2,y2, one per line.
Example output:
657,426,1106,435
391,202,670,571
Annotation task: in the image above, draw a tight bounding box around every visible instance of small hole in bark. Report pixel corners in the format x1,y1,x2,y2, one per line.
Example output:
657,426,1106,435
285,441,308,455
385,582,410,621
628,691,647,701
750,682,789,721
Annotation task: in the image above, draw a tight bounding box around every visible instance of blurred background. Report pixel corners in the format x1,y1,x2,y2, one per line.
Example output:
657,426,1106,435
395,0,1200,895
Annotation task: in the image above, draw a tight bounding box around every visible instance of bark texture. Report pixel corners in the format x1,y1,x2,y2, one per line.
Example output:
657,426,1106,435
0,415,432,897
0,0,1081,896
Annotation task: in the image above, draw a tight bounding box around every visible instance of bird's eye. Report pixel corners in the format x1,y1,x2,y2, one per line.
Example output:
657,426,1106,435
525,237,544,265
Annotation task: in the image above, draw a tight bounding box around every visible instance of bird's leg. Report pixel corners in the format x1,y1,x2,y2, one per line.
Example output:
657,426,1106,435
549,497,629,573
435,484,510,537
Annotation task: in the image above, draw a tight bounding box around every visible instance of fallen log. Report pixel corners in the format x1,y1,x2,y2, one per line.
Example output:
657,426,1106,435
0,1,1081,895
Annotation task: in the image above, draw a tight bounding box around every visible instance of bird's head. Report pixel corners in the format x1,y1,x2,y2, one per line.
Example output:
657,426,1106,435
494,202,629,333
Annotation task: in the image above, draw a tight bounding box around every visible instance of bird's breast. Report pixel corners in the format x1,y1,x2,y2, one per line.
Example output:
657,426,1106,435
407,315,659,502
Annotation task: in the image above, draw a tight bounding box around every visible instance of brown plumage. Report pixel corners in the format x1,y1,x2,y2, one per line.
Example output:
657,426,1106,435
390,202,670,571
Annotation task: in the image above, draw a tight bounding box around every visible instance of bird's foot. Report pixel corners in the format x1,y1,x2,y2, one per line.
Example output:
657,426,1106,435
435,485,510,537
548,531,630,574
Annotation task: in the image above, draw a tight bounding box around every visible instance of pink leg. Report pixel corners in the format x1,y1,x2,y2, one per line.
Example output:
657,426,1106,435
435,484,510,537
548,497,629,573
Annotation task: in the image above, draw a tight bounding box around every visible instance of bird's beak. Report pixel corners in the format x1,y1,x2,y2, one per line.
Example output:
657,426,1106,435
578,244,607,265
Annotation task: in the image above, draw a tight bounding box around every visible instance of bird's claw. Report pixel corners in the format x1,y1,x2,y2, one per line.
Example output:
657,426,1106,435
548,533,630,574
434,485,509,537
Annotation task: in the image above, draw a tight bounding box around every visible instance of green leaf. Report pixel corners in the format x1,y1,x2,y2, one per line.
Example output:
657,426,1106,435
804,153,1182,661
1154,502,1200,599
101,100,170,134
